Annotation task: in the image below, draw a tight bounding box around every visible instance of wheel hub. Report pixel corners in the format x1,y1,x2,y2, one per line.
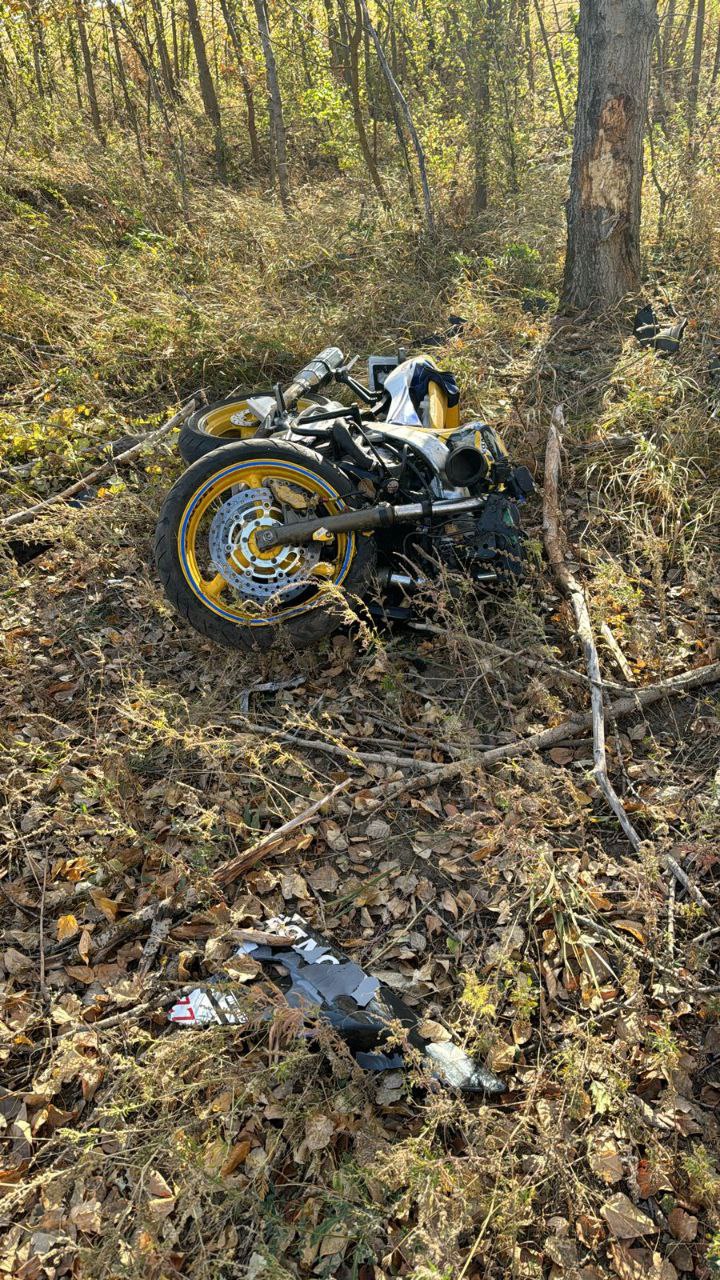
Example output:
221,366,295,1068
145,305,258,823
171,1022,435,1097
208,486,321,602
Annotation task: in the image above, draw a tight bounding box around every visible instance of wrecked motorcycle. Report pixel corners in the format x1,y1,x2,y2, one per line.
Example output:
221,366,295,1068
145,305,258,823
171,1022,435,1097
155,347,534,650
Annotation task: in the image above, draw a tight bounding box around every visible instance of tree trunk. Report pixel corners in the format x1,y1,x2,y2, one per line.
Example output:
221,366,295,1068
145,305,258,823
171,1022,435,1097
151,0,178,99
337,0,390,205
108,2,146,171
26,0,49,97
218,0,262,167
687,0,705,122
253,0,291,208
359,0,434,233
561,0,658,313
66,16,84,113
75,0,105,143
531,0,570,132
185,0,227,180
0,35,17,125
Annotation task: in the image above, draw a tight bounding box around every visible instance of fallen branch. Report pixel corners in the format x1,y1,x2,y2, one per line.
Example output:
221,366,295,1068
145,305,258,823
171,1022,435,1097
542,405,713,915
214,778,351,887
471,658,720,767
599,621,636,684
223,719,452,770
362,760,466,815
2,392,202,530
410,620,633,694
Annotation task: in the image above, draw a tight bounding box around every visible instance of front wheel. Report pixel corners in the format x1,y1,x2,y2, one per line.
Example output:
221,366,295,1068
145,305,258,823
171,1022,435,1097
154,440,375,651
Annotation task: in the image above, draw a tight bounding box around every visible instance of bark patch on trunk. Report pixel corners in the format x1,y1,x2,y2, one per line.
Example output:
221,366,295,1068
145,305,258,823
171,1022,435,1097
580,95,634,222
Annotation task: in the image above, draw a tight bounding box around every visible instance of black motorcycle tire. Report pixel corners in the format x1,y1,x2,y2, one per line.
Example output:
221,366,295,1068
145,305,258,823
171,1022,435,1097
177,392,329,465
155,439,375,652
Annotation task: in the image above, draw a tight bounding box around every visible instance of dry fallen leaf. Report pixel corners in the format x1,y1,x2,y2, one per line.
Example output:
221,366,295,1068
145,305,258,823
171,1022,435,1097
601,1192,656,1239
589,1138,624,1185
68,1199,102,1234
3,948,33,976
667,1208,697,1243
57,913,79,941
221,1139,251,1176
305,1114,335,1151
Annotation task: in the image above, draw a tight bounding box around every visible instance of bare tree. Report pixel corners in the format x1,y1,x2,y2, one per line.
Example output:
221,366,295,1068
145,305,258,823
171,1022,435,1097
75,0,105,143
253,0,290,208
359,0,435,233
186,0,227,180
687,0,706,122
218,0,261,168
562,0,658,312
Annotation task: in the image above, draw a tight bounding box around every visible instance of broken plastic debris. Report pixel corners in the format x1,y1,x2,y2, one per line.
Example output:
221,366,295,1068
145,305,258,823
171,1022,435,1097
169,913,505,1095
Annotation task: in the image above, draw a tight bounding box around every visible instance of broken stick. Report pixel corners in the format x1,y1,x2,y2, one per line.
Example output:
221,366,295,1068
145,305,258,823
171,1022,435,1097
542,405,712,915
2,391,202,530
215,778,351,887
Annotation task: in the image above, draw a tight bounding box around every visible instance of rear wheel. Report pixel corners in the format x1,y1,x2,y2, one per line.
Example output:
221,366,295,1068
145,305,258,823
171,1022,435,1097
177,392,329,464
154,439,374,650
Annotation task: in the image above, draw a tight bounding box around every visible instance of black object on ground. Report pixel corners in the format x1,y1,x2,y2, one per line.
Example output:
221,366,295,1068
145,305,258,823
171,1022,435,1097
169,911,506,1095
633,304,687,355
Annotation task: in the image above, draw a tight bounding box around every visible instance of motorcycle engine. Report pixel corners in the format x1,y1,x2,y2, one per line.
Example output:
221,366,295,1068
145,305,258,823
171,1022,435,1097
434,495,527,581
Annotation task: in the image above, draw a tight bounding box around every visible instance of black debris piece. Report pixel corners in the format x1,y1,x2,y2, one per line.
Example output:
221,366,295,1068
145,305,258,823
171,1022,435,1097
169,912,506,1095
633,304,687,356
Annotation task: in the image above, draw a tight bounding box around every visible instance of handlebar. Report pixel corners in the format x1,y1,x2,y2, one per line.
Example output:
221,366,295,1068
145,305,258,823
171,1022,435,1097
282,346,344,408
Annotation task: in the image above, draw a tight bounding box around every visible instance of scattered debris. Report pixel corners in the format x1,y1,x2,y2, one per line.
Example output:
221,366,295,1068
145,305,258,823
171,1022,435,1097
169,912,506,1094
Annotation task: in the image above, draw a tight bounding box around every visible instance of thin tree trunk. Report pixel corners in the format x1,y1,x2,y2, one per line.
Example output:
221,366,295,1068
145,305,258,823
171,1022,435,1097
151,0,178,98
522,0,535,97
673,0,696,98
562,0,658,313
75,0,105,143
531,0,570,132
662,0,677,68
185,0,227,179
338,0,390,205
712,20,720,82
687,0,705,122
66,16,84,113
359,0,434,233
253,0,290,208
108,3,146,171
0,35,17,124
218,0,261,167
109,1,191,219
25,0,46,97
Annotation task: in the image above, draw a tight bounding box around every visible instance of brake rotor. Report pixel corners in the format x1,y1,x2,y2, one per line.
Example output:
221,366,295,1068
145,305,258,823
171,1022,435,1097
208,486,321,602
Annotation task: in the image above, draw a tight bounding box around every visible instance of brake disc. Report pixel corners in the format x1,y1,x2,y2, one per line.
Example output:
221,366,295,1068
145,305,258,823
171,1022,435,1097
208,486,320,602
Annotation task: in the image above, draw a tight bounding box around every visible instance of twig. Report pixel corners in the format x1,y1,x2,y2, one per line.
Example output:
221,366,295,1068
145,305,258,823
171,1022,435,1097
1,392,201,530
214,778,351,887
223,719,451,770
572,914,679,983
667,875,676,957
542,405,713,916
38,858,48,1003
691,924,720,947
410,620,634,693
600,621,636,684
472,659,720,766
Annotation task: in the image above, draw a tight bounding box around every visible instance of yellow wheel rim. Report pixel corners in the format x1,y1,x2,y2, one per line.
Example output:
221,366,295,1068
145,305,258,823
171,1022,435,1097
177,458,355,625
199,397,321,441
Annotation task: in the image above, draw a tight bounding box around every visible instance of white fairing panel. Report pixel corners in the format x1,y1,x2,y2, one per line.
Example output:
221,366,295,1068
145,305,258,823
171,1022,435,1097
383,359,423,425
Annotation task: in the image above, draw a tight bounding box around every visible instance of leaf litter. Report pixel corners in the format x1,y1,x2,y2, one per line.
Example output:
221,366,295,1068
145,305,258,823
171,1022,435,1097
2,337,720,1279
